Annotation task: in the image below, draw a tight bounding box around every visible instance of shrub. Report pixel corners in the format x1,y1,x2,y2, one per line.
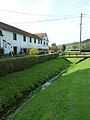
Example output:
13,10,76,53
0,53,59,77
38,51,48,55
0,48,4,57
28,48,39,56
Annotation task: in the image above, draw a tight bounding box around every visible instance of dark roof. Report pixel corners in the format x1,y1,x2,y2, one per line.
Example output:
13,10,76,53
0,22,41,40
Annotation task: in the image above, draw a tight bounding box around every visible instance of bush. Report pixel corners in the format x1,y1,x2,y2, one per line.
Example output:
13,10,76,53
0,53,59,77
38,51,48,55
28,48,39,56
0,48,4,57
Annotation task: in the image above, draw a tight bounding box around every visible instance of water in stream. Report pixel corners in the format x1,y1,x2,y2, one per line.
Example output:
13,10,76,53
6,69,67,120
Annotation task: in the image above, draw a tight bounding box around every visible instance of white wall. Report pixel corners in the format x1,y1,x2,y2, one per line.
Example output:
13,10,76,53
0,37,2,47
42,34,49,50
1,29,49,54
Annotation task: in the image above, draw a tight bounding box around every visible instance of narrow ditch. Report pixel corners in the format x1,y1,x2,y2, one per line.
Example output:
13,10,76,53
76,57,88,64
0,68,67,120
7,74,60,120
1,58,87,120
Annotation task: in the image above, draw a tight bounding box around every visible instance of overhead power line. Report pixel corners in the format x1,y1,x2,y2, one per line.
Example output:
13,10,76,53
84,16,90,18
13,16,79,24
0,9,79,17
0,9,61,17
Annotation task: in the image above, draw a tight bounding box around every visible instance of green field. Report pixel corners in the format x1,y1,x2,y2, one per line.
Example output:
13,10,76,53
11,58,90,120
0,58,70,114
67,58,83,64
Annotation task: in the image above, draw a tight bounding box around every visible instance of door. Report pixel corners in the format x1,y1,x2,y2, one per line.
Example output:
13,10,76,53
13,46,17,55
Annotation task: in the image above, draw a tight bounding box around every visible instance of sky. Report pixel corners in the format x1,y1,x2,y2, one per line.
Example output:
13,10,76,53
0,0,90,45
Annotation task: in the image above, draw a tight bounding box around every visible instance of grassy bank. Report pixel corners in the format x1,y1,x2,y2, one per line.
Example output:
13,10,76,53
11,58,90,120
0,58,70,113
67,58,84,64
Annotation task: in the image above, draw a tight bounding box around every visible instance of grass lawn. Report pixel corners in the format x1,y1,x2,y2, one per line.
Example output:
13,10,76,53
67,58,83,64
11,58,90,120
0,57,70,112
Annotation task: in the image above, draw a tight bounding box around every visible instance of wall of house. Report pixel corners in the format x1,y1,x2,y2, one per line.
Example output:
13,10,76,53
0,36,3,48
0,37,2,47
42,34,49,50
2,29,49,54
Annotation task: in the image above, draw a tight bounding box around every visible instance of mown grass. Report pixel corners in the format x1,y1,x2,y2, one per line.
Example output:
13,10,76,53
67,58,84,64
0,57,70,112
11,58,90,120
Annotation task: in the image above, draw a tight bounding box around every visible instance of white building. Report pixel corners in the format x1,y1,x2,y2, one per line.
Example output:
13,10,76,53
0,22,49,55
35,33,49,47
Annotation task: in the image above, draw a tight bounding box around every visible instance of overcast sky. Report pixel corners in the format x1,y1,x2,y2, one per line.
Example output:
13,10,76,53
0,0,90,45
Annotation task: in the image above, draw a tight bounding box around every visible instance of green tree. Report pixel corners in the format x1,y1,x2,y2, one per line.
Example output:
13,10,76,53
82,45,86,50
86,44,90,50
61,44,66,52
72,45,77,50
49,43,58,53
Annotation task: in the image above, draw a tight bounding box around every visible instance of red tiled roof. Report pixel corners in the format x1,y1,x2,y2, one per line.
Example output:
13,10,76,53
0,22,41,40
35,33,47,39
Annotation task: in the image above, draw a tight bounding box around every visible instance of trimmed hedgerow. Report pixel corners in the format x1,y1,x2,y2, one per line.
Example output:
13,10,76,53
0,53,59,77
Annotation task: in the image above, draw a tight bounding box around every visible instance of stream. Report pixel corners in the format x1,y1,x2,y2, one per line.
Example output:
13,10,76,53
1,69,67,120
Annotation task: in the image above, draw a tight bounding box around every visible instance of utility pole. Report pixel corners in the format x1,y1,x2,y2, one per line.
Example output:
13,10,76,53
79,13,86,54
79,13,82,54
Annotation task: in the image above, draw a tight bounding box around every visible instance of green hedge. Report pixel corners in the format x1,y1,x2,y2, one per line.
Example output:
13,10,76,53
0,53,59,77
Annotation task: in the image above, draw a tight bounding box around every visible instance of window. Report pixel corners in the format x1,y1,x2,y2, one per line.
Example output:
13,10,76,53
38,39,40,44
0,30,3,36
23,36,26,42
44,42,45,45
34,38,36,43
13,33,17,40
41,40,42,44
30,37,32,43
47,42,48,46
